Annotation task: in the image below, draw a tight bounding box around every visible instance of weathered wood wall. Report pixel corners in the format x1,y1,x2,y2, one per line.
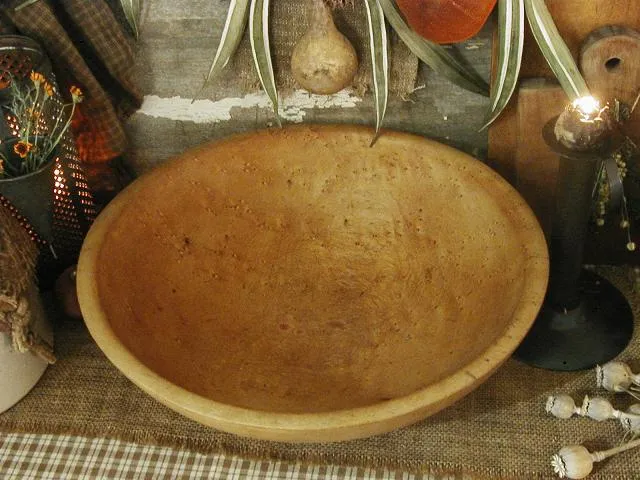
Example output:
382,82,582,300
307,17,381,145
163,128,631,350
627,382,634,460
124,1,492,174
117,1,638,264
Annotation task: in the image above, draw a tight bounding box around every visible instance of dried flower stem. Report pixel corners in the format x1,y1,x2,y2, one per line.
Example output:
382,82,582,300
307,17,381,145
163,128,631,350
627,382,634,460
43,102,76,160
593,437,640,461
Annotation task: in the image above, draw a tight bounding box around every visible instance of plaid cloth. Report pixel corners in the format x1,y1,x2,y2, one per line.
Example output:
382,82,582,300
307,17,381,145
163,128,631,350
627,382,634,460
2,0,142,163
0,434,462,480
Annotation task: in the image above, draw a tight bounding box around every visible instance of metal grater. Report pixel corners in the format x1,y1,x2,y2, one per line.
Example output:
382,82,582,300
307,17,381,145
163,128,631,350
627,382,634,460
0,35,96,272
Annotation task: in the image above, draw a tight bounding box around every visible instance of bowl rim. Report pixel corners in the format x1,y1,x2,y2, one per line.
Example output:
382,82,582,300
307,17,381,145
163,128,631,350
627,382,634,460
77,124,549,442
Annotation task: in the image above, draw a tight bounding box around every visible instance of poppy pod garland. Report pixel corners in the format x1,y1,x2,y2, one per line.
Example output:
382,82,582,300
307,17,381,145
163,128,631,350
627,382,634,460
0,71,83,179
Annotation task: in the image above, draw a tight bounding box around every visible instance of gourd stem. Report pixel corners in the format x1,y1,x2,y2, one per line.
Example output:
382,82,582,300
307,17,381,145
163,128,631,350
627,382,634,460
312,0,334,31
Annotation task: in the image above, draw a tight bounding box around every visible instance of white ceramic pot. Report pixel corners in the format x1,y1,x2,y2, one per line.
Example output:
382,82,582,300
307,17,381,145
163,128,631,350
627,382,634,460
0,283,53,414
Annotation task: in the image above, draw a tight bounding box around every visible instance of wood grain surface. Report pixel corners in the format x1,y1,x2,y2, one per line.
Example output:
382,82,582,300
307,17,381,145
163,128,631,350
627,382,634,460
514,79,565,239
580,26,640,105
77,125,548,442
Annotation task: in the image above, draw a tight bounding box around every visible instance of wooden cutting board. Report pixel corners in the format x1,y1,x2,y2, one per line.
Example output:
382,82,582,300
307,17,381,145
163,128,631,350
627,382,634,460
513,79,565,240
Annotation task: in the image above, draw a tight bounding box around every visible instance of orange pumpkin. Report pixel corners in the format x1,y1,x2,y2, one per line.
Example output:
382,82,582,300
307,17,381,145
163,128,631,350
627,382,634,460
396,0,497,44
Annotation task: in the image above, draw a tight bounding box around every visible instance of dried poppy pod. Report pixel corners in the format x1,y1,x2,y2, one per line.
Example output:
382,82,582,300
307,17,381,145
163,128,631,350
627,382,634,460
552,445,595,480
580,395,620,422
620,404,640,441
396,0,497,44
546,394,638,424
596,361,640,400
552,440,640,479
546,394,580,420
597,361,634,392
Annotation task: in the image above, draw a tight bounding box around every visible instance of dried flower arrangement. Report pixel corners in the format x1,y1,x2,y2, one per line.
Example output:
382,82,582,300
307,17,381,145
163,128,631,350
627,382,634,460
547,360,640,478
592,96,640,252
0,72,83,179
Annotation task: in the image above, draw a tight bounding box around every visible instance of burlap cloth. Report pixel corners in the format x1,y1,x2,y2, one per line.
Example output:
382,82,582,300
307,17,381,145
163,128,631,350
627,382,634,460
0,266,638,479
0,205,54,363
0,205,37,298
198,0,419,98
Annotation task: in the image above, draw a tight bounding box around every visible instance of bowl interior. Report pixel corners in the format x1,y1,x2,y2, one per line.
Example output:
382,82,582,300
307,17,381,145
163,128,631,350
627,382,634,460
85,126,547,417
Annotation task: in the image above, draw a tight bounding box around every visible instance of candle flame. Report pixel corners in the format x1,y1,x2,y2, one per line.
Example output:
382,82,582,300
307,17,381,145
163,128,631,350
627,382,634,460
572,96,602,122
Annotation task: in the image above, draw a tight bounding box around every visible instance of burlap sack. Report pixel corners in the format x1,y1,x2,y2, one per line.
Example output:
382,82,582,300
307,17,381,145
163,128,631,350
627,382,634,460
0,204,37,299
0,205,54,363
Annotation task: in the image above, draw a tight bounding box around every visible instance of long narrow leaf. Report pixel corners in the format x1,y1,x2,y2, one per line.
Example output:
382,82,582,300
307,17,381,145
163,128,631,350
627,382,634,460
201,0,250,89
365,0,389,145
524,0,589,100
120,0,141,39
14,0,39,11
378,0,489,97
481,0,524,129
249,0,280,126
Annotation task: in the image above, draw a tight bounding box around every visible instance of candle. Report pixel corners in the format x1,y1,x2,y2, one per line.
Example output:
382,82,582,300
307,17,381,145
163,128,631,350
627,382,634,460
554,96,613,151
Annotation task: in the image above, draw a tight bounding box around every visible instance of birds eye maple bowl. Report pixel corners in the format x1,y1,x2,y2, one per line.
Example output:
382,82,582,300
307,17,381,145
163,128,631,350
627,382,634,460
77,125,548,443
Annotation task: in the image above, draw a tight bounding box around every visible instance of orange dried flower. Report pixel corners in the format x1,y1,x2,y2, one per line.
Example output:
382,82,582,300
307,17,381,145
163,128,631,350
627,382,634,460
13,140,33,158
43,81,54,98
27,107,41,120
70,85,83,103
30,71,45,85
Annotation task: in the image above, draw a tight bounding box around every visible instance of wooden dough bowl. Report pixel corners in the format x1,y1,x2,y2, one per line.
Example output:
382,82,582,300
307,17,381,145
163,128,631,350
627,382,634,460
77,125,548,443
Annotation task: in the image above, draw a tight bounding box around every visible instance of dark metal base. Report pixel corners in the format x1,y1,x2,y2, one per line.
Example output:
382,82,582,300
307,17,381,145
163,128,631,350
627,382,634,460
513,270,634,371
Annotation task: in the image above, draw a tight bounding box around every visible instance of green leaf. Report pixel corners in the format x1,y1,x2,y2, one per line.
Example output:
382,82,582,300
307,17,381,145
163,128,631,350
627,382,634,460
524,0,589,100
481,0,524,129
13,0,39,11
249,0,281,127
378,0,489,97
365,0,389,145
200,0,250,91
120,0,141,39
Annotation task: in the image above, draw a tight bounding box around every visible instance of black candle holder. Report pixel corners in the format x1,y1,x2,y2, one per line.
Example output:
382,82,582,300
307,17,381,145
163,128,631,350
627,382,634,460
513,117,634,371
